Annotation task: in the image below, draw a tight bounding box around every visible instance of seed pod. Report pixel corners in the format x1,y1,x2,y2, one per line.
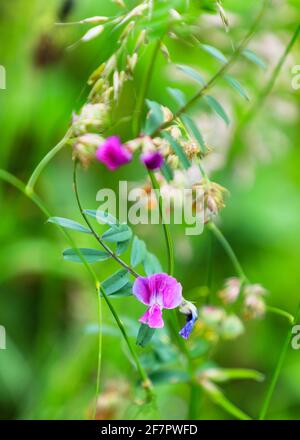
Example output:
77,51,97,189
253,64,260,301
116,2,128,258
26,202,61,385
81,25,104,42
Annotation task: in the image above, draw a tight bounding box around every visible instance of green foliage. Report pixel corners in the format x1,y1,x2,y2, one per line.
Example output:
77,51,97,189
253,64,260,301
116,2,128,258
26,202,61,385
47,217,91,234
63,248,111,263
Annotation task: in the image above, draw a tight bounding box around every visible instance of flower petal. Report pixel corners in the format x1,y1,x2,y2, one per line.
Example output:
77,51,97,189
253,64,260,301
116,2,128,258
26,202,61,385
139,305,164,328
140,151,164,170
96,136,132,170
133,277,153,306
153,273,182,309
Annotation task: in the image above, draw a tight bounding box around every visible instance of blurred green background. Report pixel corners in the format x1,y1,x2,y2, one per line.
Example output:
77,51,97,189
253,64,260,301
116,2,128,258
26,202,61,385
0,0,300,420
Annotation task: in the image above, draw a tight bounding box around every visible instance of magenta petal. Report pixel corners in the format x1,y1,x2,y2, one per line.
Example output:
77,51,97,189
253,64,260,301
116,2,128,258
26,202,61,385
153,273,183,309
140,151,164,170
133,277,153,306
96,136,132,171
139,305,164,328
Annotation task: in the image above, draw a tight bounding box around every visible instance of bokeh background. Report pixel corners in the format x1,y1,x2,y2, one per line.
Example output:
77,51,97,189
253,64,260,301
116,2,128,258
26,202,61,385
0,0,300,420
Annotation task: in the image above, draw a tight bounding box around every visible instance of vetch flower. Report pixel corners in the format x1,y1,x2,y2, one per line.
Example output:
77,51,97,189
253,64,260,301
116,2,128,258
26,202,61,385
179,299,198,339
140,151,164,170
96,136,132,170
133,273,182,328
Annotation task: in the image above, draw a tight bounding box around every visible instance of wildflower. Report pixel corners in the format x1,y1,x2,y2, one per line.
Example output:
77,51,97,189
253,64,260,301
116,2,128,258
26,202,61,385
140,151,164,170
179,299,198,339
72,103,109,135
199,306,225,325
133,273,182,328
218,277,241,304
96,136,132,171
220,314,244,339
73,133,104,168
243,284,267,319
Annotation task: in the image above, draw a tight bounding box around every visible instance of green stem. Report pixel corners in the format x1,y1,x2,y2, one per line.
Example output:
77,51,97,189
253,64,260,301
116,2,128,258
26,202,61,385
228,23,300,164
73,161,140,278
148,170,174,276
259,302,300,420
26,129,72,194
0,168,103,417
0,168,154,402
207,221,248,283
93,289,102,420
151,0,271,137
266,306,295,326
132,39,161,137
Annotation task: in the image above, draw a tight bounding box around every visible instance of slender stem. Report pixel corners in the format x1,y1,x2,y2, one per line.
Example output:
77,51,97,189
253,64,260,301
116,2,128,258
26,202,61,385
259,301,300,420
93,288,102,420
0,168,154,401
207,221,248,283
148,170,175,276
99,282,154,400
73,161,140,278
151,0,271,137
132,38,161,137
0,168,103,415
26,129,72,194
228,23,300,164
266,306,295,326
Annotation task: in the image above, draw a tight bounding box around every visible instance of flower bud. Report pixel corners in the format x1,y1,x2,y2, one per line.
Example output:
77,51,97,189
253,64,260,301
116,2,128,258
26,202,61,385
220,314,244,340
219,277,241,304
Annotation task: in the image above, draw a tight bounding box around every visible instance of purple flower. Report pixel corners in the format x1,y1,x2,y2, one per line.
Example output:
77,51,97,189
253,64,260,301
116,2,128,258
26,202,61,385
140,151,164,170
179,300,198,339
133,273,182,328
96,136,132,171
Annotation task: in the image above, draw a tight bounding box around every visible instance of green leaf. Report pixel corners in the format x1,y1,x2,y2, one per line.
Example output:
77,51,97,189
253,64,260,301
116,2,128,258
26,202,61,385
167,87,186,107
176,64,206,86
202,368,265,383
181,113,206,153
162,131,191,169
224,74,249,101
136,324,156,347
142,252,163,276
47,217,91,234
102,224,132,243
200,43,228,64
83,209,118,227
242,49,266,69
160,161,174,182
204,95,230,126
102,269,129,295
108,281,133,298
149,369,190,384
200,381,252,420
131,236,147,267
116,239,131,256
63,248,111,263
144,100,164,135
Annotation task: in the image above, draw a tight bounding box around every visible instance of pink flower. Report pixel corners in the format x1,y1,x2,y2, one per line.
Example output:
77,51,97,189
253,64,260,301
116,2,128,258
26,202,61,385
133,273,182,328
96,136,132,171
140,151,164,170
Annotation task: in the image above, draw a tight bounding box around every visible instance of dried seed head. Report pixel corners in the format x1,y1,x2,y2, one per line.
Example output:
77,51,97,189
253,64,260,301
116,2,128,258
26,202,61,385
80,16,109,25
81,25,104,42
73,133,103,168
